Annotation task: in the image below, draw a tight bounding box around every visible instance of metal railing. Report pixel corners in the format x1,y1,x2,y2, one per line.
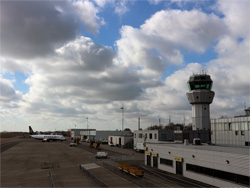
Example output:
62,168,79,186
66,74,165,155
79,165,108,187
48,169,55,188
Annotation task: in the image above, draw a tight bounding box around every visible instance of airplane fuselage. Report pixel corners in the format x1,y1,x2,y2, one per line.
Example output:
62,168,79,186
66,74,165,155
30,134,66,142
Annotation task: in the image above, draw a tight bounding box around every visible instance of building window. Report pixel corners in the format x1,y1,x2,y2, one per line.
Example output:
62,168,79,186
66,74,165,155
241,131,245,136
160,158,173,167
224,123,228,131
144,134,147,139
186,163,250,186
245,122,248,130
232,123,236,131
228,123,232,131
241,122,248,131
134,133,136,138
211,123,214,130
139,133,143,138
235,123,239,130
149,133,152,139
155,133,157,139
235,131,238,136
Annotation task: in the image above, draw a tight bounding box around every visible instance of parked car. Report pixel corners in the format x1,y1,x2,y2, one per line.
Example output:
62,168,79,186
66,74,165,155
108,142,114,147
96,152,108,159
69,143,77,147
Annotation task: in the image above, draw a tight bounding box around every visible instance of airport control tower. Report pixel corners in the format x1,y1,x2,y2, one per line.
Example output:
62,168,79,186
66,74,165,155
186,72,215,130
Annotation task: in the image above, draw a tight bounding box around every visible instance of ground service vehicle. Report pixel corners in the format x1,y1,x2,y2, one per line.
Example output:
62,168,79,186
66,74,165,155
118,163,144,177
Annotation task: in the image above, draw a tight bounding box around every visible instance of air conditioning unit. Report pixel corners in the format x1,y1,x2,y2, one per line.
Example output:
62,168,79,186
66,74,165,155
193,138,201,145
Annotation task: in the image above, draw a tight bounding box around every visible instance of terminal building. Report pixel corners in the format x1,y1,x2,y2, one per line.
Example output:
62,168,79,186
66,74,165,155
211,108,250,146
144,73,250,187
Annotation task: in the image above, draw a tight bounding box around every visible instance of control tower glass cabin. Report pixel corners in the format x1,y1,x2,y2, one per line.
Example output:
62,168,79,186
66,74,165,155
186,74,215,130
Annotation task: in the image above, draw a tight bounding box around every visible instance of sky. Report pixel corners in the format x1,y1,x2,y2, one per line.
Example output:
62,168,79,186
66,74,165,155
0,0,249,132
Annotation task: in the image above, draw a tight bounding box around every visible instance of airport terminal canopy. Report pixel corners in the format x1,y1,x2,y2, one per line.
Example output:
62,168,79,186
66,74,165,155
187,73,213,91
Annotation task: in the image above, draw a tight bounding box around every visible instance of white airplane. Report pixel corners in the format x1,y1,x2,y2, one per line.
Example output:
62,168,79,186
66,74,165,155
29,126,66,142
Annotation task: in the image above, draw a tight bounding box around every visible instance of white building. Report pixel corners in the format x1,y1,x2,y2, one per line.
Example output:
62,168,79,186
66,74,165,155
211,110,250,146
74,129,132,143
146,143,250,187
134,130,168,151
108,135,133,148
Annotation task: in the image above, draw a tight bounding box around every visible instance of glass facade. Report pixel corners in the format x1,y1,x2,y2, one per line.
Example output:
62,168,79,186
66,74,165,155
187,75,213,91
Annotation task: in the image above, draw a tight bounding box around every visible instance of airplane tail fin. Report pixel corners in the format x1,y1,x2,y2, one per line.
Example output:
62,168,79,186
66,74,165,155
29,126,36,135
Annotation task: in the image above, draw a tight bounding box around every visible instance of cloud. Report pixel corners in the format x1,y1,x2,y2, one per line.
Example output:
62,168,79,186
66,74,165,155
217,0,250,38
116,9,225,77
72,0,105,34
208,0,250,101
114,0,129,16
141,10,226,52
148,0,164,5
0,0,104,59
16,36,163,121
55,37,115,72
0,58,30,73
1,1,249,131
0,77,21,108
208,36,250,99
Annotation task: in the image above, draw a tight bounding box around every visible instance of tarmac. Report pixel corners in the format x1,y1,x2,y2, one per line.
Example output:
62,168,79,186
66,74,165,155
1,138,211,188
0,138,144,187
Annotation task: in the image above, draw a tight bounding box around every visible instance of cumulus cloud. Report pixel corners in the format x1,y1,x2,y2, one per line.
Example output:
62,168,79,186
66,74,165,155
217,0,250,38
0,0,104,59
141,10,226,52
17,37,163,121
116,9,225,78
1,1,249,131
0,77,21,108
0,58,30,73
208,0,250,103
72,0,105,34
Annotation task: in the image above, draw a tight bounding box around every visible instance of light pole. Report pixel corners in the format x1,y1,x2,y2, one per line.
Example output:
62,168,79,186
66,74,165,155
74,125,76,142
86,117,89,140
121,107,124,131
